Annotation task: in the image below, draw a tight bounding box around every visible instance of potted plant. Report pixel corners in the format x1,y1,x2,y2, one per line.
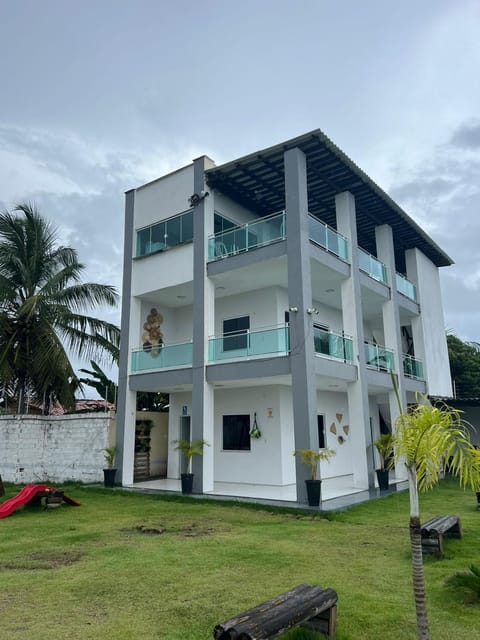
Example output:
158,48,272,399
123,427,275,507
293,448,336,506
102,446,117,488
172,439,209,494
373,433,394,490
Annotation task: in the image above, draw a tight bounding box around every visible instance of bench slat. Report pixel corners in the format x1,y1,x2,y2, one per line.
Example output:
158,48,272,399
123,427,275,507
214,584,337,640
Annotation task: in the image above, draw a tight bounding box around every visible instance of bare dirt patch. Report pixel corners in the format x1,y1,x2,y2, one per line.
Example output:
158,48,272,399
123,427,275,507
0,550,83,571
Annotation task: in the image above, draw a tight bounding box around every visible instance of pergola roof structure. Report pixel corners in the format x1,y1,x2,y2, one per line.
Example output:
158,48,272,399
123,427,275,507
205,129,453,272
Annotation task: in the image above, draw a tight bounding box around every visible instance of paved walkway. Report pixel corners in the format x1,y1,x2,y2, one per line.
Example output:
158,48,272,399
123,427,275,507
121,478,409,512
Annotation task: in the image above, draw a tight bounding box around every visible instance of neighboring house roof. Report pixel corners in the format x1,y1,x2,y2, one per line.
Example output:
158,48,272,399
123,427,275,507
206,129,453,273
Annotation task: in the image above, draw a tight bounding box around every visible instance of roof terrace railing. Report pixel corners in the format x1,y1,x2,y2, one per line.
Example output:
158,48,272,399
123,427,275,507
208,211,285,260
308,215,349,261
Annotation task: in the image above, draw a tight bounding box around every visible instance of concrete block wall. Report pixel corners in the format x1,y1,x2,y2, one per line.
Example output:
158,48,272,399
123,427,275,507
0,413,115,484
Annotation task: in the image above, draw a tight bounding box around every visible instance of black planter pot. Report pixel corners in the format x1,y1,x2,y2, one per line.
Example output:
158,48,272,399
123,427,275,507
376,469,389,491
181,473,194,494
476,492,480,511
103,468,117,488
305,479,322,507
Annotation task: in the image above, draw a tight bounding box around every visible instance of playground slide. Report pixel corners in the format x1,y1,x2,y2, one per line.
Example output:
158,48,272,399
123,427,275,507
0,484,80,518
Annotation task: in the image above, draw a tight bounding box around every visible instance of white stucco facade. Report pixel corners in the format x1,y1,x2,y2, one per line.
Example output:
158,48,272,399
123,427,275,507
117,129,454,505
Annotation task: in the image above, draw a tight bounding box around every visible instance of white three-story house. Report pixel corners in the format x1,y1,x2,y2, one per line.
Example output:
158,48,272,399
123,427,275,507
116,129,453,504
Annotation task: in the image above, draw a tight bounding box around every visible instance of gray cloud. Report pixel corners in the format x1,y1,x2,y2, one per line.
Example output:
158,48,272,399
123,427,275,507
449,119,480,149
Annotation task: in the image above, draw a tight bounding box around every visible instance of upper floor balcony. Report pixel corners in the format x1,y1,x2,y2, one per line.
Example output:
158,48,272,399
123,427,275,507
396,273,417,303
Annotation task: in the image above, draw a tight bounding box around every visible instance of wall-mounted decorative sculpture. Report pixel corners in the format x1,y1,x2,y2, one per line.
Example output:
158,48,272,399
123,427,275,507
142,308,164,356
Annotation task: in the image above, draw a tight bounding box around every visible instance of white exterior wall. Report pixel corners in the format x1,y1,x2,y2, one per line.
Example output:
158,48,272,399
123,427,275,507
214,386,288,485
406,248,453,396
214,192,258,226
316,391,351,479
134,164,194,229
132,244,193,297
0,413,114,483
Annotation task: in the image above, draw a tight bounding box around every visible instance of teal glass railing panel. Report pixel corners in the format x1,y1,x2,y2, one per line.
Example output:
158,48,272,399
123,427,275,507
308,215,348,261
364,342,395,372
136,210,194,257
403,355,424,380
208,326,289,361
131,342,192,372
396,273,417,302
208,212,286,260
358,248,388,284
314,327,353,363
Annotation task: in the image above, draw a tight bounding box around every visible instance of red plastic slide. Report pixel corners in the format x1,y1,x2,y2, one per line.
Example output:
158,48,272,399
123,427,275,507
0,484,81,518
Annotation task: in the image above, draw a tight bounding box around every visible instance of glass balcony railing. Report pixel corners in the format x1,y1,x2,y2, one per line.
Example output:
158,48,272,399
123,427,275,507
396,273,417,302
131,342,192,372
314,327,354,363
358,248,388,284
403,354,424,380
364,342,395,372
208,211,286,260
208,325,289,362
308,215,348,261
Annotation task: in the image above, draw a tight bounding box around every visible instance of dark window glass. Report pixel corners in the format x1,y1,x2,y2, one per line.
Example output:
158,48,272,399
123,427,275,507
223,316,249,351
137,228,151,256
314,324,329,356
223,415,251,450
166,216,181,247
318,415,325,449
182,211,193,242
151,221,166,250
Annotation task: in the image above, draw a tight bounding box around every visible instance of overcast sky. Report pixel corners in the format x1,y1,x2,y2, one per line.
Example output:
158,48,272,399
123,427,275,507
1,0,479,382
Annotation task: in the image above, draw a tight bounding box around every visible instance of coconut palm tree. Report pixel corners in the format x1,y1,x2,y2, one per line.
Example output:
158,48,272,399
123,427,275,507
392,385,480,640
0,202,120,413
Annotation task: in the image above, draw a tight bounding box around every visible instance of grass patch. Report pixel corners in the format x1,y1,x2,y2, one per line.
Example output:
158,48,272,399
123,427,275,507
0,478,479,639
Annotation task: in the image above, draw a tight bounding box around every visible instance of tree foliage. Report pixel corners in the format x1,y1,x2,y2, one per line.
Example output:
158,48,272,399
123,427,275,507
447,334,480,398
0,203,120,413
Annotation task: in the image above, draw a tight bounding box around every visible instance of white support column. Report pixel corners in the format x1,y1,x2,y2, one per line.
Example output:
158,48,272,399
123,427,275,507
376,224,408,481
336,191,374,489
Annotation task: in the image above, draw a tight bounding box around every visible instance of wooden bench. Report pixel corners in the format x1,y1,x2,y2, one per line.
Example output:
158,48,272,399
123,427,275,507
213,583,337,639
421,515,462,556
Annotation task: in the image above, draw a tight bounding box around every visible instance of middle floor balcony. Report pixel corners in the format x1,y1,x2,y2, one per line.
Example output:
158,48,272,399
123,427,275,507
129,330,424,384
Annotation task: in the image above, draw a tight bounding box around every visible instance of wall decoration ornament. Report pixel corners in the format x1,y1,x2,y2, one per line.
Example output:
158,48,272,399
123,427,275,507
329,412,349,445
142,308,164,356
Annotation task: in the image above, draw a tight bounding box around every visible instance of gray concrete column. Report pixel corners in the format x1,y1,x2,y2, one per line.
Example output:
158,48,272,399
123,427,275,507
336,191,374,489
191,157,215,493
376,224,408,481
284,147,319,504
117,189,137,484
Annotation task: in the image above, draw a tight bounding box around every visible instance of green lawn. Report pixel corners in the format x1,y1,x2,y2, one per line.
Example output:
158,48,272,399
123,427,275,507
0,479,479,639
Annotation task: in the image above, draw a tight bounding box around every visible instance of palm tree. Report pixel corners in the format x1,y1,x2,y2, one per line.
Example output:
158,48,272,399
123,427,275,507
0,202,120,413
392,385,480,640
